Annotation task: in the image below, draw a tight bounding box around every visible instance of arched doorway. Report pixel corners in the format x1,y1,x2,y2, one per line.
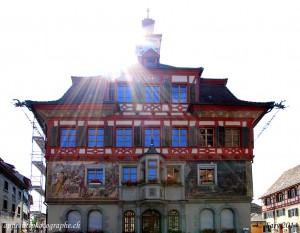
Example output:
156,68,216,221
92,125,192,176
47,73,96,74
142,209,161,233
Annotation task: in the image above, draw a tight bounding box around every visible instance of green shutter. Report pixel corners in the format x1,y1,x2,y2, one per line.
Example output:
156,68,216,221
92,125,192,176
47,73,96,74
189,126,198,146
242,127,250,147
162,83,171,103
104,126,114,146
189,83,196,103
134,82,144,102
134,126,142,146
49,126,58,147
76,126,87,147
217,126,225,146
162,126,171,147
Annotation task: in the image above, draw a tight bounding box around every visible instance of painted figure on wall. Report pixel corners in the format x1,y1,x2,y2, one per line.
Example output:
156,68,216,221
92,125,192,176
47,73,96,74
48,162,119,199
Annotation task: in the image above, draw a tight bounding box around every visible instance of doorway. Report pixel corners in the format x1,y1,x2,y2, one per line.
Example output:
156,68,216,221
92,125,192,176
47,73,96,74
142,209,161,233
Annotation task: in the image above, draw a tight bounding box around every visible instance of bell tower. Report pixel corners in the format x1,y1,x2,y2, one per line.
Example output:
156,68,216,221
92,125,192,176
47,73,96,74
136,9,162,67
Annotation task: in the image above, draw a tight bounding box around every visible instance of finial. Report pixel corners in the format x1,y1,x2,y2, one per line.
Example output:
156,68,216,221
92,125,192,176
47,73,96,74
147,8,150,18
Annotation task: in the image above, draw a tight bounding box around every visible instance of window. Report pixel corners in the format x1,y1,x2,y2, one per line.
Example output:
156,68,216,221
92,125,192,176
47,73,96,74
4,180,8,191
148,160,157,180
118,85,132,102
18,191,21,199
123,167,137,182
60,128,76,147
12,187,16,196
288,187,298,198
67,211,81,231
265,197,271,206
288,208,299,217
86,166,105,185
17,206,21,217
291,225,298,233
124,210,135,233
145,86,160,103
172,129,187,147
276,193,285,202
3,199,8,210
116,129,132,147
145,58,155,68
172,85,187,103
145,128,160,147
265,211,274,219
167,166,180,183
198,164,217,185
88,128,104,147
225,128,240,147
276,208,285,217
199,128,214,147
12,203,15,213
88,210,103,231
168,210,179,231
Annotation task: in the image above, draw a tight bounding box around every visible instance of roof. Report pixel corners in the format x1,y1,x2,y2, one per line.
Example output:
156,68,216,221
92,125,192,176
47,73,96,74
196,78,274,107
0,157,31,189
251,213,265,222
261,164,300,197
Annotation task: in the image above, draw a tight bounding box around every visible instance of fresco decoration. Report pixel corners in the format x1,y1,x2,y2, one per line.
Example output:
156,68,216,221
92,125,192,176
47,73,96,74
193,110,262,119
185,161,247,198
47,162,118,199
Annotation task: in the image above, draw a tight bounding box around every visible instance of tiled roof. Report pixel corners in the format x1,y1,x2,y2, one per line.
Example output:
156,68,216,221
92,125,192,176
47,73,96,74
261,164,300,197
251,213,265,222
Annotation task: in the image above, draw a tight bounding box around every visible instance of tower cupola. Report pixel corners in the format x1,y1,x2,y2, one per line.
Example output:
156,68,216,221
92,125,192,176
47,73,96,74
136,9,162,68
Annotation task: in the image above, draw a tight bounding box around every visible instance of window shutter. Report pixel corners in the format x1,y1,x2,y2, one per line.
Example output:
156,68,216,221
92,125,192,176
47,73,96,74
49,126,58,147
189,126,198,146
162,83,171,103
189,83,196,103
76,126,86,147
283,208,285,216
288,190,291,198
288,210,291,217
134,126,142,146
296,208,299,216
295,188,298,196
217,126,225,146
276,210,279,216
104,126,114,146
162,126,171,147
242,127,250,147
263,213,267,219
134,83,144,102
276,195,279,202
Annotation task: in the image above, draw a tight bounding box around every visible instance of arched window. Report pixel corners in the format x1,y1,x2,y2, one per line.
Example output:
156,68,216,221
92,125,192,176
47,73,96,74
221,208,234,229
200,209,214,230
168,210,179,231
67,210,81,232
88,210,103,231
124,210,135,233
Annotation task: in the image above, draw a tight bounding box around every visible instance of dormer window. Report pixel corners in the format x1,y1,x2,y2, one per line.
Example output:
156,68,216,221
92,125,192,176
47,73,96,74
145,58,156,68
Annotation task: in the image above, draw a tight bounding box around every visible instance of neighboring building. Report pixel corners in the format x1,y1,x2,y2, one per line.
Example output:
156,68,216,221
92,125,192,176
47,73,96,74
251,203,266,233
22,15,274,233
261,164,300,233
0,157,31,233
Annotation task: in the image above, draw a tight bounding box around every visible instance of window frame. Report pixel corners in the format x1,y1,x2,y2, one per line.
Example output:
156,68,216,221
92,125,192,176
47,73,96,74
199,128,214,147
88,128,104,147
172,85,187,103
168,209,180,231
116,128,132,147
3,199,8,211
145,85,160,103
144,128,161,147
85,165,105,185
225,128,240,147
172,128,187,147
124,210,135,233
123,167,138,183
197,164,217,185
60,128,76,147
117,84,133,103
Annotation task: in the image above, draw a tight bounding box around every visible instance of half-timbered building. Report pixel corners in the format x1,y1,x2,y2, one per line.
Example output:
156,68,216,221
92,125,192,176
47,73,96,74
24,15,274,233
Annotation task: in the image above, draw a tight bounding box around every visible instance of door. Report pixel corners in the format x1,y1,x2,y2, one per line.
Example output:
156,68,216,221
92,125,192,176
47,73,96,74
142,210,161,233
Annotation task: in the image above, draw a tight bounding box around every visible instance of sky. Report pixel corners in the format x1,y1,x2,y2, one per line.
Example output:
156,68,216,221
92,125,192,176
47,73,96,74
1,0,300,206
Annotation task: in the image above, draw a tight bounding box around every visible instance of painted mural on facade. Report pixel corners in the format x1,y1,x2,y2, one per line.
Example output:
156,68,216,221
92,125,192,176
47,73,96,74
47,162,118,199
185,161,247,198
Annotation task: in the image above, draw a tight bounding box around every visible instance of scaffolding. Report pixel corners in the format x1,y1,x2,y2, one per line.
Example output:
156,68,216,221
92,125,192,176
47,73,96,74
14,101,46,216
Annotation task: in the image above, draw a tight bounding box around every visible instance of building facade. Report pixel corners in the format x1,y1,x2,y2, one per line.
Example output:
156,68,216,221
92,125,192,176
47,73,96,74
261,165,300,233
0,158,31,233
23,16,274,233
